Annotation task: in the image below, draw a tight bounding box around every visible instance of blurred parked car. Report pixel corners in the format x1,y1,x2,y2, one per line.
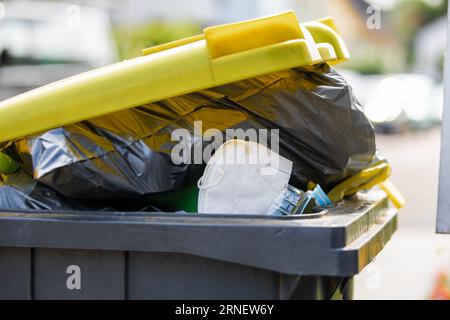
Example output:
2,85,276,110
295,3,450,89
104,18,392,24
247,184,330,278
338,69,443,132
0,1,118,100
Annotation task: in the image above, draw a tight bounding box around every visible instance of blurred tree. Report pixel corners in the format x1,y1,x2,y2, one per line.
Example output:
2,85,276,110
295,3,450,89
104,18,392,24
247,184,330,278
114,21,201,59
389,0,447,67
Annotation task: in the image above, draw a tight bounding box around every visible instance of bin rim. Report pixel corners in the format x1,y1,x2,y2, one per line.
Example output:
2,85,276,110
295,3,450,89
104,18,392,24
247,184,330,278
0,207,329,221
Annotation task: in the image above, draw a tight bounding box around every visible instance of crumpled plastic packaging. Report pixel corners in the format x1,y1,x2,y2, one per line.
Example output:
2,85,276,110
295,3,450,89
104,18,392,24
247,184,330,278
1,64,385,210
0,170,166,212
0,171,85,211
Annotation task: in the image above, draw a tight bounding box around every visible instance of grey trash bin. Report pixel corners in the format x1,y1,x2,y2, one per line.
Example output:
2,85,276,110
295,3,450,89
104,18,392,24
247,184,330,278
0,189,396,300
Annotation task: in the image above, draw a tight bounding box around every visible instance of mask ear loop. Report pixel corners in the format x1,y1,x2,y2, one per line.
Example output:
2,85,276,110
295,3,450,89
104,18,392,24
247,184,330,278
259,151,278,176
197,167,225,190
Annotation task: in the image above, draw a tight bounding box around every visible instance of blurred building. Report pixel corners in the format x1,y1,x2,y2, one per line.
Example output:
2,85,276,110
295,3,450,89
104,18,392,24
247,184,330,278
414,16,447,79
75,0,405,72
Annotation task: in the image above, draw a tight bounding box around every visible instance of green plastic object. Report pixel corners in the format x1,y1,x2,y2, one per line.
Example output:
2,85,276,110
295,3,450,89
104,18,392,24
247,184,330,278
147,184,199,213
0,152,20,175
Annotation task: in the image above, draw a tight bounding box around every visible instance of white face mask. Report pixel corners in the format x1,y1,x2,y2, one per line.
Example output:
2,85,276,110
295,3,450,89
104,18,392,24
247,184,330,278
197,139,293,215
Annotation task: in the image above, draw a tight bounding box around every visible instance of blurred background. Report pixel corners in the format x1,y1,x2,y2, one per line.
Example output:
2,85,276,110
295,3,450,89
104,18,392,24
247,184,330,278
0,0,448,299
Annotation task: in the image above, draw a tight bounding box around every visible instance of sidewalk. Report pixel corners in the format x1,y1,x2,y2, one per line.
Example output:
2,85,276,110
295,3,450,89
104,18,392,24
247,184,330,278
354,127,449,299
355,227,450,299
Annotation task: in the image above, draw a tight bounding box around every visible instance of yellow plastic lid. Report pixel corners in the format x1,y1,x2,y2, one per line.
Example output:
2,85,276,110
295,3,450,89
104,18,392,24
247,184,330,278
0,10,350,143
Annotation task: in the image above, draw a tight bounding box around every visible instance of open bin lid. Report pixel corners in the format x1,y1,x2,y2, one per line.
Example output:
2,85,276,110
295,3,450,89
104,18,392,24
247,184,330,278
437,5,450,234
0,10,349,146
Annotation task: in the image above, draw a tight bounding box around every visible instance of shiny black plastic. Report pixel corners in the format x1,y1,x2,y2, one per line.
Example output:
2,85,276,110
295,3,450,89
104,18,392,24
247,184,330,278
1,64,383,209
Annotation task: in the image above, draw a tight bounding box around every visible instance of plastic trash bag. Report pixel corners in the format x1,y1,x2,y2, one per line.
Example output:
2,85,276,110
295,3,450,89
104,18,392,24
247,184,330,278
0,171,85,211
0,170,169,211
3,64,385,201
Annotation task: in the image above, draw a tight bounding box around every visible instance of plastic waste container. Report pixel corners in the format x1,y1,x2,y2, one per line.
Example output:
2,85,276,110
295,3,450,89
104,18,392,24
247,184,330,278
0,11,399,299
0,190,396,299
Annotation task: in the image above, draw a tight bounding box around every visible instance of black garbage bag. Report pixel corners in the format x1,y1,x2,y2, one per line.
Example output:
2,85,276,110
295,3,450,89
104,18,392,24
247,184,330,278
0,170,170,211
0,171,86,211
3,64,384,201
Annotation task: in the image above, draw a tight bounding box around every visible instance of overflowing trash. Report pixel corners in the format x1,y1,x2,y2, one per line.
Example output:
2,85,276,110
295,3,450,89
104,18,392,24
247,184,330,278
4,64,388,209
0,64,387,214
270,184,333,216
0,11,402,215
